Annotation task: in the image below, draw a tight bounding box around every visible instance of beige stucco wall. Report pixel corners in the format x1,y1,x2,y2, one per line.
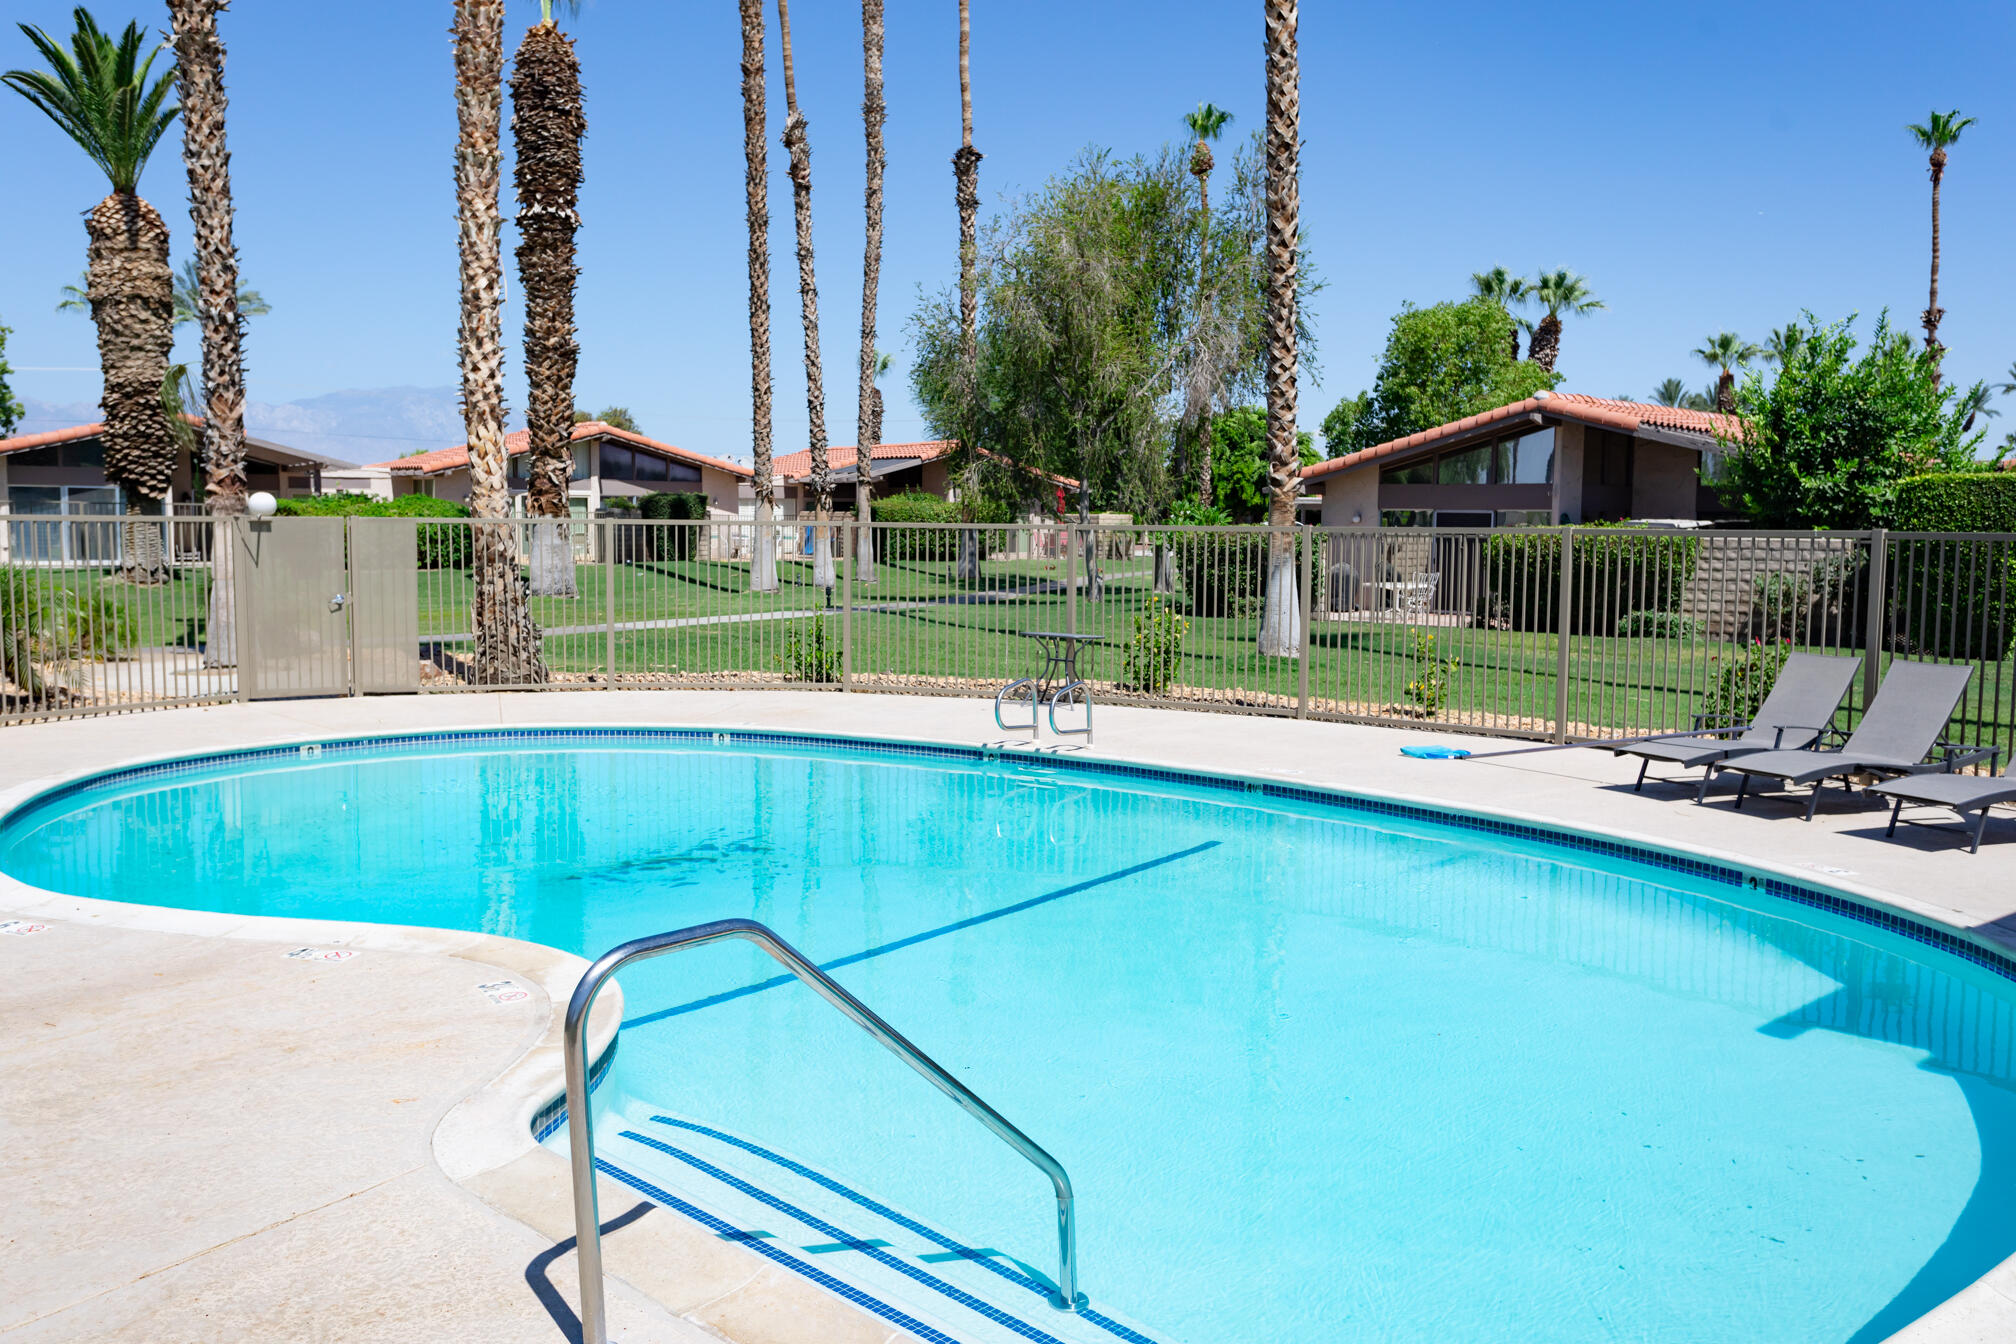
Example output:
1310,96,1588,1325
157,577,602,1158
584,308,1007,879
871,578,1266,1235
1631,440,1701,520
1318,464,1380,527
1551,422,1585,523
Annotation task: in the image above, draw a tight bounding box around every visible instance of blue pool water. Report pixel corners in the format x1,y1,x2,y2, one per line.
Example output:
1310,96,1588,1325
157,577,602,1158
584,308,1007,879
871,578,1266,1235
6,730,2016,1344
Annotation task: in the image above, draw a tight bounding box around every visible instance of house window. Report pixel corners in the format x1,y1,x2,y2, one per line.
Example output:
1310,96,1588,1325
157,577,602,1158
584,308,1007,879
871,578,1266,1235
1496,509,1553,527
1379,509,1433,527
1379,460,1435,486
1506,429,1554,484
1437,444,1493,485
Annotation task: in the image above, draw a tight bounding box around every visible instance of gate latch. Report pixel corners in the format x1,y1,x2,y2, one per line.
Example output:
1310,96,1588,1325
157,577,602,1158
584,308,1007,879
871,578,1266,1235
329,592,347,612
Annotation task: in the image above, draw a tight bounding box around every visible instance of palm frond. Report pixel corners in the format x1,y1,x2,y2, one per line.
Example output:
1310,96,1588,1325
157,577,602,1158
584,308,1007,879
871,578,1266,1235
1906,109,1978,151
4,8,179,193
1181,101,1234,142
1530,268,1602,318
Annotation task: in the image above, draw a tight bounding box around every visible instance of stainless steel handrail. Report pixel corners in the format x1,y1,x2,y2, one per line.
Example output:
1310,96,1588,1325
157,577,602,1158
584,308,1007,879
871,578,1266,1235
561,917,1084,1344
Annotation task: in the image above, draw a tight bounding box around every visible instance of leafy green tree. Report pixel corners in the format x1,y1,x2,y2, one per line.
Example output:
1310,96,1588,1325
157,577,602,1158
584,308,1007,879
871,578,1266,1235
1693,331,1763,412
1905,109,1977,378
1319,389,1366,454
0,317,22,437
572,405,639,432
1202,404,1314,522
1335,298,1557,453
1717,312,1985,528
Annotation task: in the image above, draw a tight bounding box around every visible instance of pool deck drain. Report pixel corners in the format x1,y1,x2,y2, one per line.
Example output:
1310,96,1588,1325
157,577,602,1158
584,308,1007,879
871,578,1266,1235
1,689,2013,1344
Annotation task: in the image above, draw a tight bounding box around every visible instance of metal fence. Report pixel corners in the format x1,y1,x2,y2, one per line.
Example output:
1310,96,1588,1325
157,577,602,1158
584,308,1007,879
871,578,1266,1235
3,516,2012,766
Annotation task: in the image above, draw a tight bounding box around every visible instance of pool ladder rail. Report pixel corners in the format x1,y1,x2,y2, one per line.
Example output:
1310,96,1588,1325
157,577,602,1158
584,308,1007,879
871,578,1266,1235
995,678,1095,744
562,917,1086,1344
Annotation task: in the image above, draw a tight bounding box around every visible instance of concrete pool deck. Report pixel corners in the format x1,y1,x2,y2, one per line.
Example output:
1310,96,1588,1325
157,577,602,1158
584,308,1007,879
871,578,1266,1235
1,690,2013,1343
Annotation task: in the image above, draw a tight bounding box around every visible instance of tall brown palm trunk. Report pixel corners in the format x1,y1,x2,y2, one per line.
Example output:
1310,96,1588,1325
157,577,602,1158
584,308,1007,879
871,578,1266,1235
853,0,886,584
455,0,546,684
168,0,246,655
1527,313,1561,372
90,191,175,585
951,0,985,582
776,0,834,590
512,16,585,599
1924,146,1947,383
741,0,779,593
1257,0,1302,659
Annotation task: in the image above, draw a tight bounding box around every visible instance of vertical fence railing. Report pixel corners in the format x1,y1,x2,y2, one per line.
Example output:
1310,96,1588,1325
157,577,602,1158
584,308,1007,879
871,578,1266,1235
4,514,2013,767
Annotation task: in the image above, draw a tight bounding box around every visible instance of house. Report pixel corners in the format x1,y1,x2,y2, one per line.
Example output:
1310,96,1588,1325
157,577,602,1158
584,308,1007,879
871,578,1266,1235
0,416,348,518
361,420,751,520
1303,392,1739,528
770,441,1076,518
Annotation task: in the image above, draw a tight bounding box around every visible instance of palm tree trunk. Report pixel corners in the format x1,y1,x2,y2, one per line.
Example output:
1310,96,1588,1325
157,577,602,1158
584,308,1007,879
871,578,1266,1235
1715,368,1735,414
952,0,985,583
853,0,886,584
1526,314,1561,372
454,0,546,685
1258,0,1303,659
740,0,779,593
87,191,175,586
168,0,248,661
777,0,834,590
513,19,585,599
1925,151,1946,383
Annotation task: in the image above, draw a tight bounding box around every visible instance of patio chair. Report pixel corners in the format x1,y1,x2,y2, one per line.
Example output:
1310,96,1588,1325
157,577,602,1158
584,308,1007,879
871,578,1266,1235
1868,754,2014,853
1398,570,1438,619
1613,652,1858,799
1706,660,1988,820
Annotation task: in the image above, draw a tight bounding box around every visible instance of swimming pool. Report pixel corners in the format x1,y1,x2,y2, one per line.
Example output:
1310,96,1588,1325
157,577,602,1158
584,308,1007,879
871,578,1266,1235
5,727,2014,1344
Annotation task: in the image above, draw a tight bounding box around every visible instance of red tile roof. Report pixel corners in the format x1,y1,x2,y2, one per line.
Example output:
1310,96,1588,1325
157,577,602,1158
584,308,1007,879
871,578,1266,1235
0,414,202,455
1302,393,1740,483
367,421,752,479
771,440,1080,489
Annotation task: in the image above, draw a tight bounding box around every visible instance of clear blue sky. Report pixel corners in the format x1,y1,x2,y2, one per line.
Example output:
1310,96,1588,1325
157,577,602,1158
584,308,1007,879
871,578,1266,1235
5,0,2015,463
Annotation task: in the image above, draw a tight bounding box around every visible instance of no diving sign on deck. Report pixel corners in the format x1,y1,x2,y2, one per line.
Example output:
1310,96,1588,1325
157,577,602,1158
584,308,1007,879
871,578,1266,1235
0,920,49,937
283,946,358,963
477,979,531,1005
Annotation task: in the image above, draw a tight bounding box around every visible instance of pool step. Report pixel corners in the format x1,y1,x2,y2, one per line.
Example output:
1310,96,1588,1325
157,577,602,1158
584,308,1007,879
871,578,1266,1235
597,1109,1169,1344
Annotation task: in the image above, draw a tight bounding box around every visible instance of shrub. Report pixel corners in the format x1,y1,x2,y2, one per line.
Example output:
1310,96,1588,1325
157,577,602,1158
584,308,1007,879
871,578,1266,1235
0,568,132,698
1403,631,1461,716
1479,528,1700,634
1886,473,2016,659
1120,594,1188,694
872,491,1009,562
614,491,710,562
274,491,472,568
1702,639,1790,724
1616,610,1704,640
776,614,841,684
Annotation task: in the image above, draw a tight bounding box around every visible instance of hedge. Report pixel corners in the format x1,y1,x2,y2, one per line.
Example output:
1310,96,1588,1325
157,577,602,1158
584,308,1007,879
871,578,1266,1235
613,491,710,562
1478,528,1700,634
274,492,472,569
1886,472,2016,658
870,492,1010,562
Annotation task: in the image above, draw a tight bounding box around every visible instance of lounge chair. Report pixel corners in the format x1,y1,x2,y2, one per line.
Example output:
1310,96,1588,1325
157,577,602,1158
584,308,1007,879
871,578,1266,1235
1614,652,1858,799
1869,756,2014,853
1707,660,1985,820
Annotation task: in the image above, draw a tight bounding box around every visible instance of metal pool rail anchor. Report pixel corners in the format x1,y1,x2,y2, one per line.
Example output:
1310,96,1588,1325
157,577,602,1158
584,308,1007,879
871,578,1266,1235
562,917,1086,1344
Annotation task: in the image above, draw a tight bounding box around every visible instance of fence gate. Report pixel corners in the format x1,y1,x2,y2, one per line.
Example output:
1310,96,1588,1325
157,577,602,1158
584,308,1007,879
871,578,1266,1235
348,519,422,694
233,517,352,699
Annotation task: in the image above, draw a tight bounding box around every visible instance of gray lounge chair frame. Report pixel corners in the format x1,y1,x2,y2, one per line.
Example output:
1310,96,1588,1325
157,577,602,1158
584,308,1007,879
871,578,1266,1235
1869,754,2013,853
1614,652,1858,800
1707,661,1992,820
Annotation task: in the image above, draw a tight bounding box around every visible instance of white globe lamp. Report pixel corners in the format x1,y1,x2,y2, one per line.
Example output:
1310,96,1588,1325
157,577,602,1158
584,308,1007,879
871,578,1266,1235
246,491,279,518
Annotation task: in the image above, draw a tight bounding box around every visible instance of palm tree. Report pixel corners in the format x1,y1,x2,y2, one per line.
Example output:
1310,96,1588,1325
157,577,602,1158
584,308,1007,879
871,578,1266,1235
1957,383,1998,434
1523,269,1602,374
1762,323,1804,367
1693,332,1763,413
166,0,249,663
1181,101,1234,216
739,0,778,593
853,0,886,584
1650,377,1689,407
512,0,585,599
776,0,834,590
7,10,179,584
1257,0,1302,659
951,0,985,582
1905,109,1977,381
1471,266,1529,361
453,0,545,683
